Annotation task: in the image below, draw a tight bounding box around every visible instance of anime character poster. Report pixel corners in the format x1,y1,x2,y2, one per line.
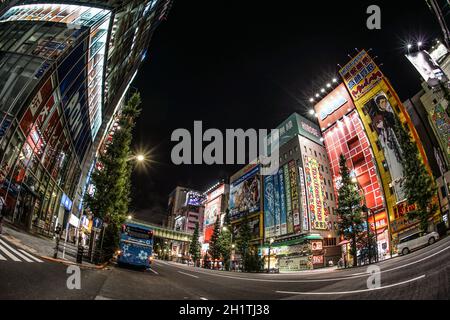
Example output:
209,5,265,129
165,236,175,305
365,92,406,202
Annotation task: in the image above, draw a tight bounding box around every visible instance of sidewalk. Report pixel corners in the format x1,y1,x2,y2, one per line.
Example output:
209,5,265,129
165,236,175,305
0,221,106,270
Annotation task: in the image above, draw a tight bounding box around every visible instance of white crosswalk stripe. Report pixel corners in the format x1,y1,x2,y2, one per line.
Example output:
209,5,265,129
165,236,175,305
0,239,43,263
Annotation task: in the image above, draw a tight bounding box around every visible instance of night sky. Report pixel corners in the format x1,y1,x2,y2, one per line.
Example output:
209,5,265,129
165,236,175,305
129,0,442,223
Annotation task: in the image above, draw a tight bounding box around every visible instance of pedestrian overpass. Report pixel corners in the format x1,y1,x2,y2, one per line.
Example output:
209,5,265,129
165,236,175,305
130,219,192,242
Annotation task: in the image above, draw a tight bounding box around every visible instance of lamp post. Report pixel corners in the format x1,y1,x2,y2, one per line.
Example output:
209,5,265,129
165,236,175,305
267,238,274,273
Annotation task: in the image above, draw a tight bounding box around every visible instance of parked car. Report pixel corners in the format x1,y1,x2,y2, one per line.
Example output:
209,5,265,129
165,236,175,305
397,231,439,255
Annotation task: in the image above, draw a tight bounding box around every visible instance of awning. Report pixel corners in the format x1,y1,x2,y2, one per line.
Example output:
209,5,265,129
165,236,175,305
338,240,350,246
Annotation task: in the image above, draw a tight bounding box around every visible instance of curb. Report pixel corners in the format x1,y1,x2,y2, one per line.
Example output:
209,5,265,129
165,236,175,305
40,256,110,270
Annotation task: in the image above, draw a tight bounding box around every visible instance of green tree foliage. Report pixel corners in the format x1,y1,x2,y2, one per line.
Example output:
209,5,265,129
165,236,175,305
189,222,201,266
217,209,232,270
208,216,222,262
84,93,142,261
336,154,365,267
393,117,438,232
236,213,261,272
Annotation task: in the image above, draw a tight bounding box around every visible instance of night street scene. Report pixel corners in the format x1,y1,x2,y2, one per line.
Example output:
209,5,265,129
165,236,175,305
0,0,450,310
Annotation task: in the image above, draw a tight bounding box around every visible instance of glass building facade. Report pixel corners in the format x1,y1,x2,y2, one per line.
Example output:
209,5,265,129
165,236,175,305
0,0,171,235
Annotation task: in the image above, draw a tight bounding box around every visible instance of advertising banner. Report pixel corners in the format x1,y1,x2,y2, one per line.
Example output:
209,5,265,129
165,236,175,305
298,167,310,232
288,160,301,233
278,167,287,235
283,164,294,234
339,50,383,102
314,83,356,129
264,174,275,238
203,194,222,243
273,169,281,236
406,50,447,87
229,165,261,220
304,156,328,230
363,91,406,202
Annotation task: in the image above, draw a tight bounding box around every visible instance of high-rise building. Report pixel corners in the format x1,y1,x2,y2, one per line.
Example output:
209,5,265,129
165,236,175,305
261,113,339,271
0,0,172,235
337,50,441,247
314,83,391,258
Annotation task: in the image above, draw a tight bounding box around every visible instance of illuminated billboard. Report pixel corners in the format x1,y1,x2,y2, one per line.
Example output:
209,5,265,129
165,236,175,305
314,83,356,129
406,50,447,87
363,91,406,202
339,50,383,102
303,156,328,230
203,184,226,243
263,167,288,238
288,160,301,233
229,165,261,220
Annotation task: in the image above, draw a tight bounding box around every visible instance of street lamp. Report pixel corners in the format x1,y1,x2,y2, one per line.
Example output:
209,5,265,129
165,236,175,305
267,238,274,273
136,154,145,162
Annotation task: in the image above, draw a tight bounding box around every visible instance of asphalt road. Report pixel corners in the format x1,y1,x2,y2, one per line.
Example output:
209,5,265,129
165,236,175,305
0,235,449,300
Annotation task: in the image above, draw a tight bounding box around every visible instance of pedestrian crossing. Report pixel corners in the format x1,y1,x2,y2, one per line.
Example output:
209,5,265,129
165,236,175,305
0,238,43,263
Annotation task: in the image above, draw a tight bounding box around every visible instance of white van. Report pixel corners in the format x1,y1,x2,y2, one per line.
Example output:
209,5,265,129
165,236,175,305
397,231,439,255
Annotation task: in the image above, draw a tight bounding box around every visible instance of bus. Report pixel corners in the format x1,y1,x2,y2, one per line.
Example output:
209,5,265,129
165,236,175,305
117,222,154,268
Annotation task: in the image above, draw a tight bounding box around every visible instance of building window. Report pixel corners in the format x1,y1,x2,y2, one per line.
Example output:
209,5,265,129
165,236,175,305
295,146,298,152
330,193,333,201
314,150,317,157
326,192,329,199
289,149,293,155
324,237,337,247
441,186,448,198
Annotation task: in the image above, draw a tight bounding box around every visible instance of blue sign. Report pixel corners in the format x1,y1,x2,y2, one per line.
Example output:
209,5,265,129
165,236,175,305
60,193,73,211
93,217,103,230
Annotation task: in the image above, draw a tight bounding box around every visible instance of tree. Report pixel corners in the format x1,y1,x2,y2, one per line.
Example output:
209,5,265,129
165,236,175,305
336,154,365,267
208,216,221,266
189,222,201,266
236,213,253,271
393,116,438,232
84,93,142,261
218,209,232,270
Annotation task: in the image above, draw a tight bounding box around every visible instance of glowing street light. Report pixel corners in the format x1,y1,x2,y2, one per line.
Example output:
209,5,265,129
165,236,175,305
127,215,132,220
309,98,314,103
309,109,315,115
332,78,337,83
136,154,145,162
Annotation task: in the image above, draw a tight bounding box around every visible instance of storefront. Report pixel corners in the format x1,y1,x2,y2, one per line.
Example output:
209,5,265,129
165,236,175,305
261,234,325,271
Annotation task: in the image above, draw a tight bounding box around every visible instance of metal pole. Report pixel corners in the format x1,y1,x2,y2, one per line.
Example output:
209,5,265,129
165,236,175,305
267,242,271,273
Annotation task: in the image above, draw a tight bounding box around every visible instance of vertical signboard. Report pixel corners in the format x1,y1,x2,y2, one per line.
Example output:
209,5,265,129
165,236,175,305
273,169,281,236
288,160,301,233
298,167,310,232
263,174,275,238
278,167,287,235
304,156,328,230
283,164,294,234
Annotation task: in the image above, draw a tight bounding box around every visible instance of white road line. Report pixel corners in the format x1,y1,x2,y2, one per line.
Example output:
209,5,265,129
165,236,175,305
0,239,33,262
200,297,208,300
149,268,159,275
158,243,449,284
276,274,426,295
0,244,21,262
178,271,199,279
18,249,43,263
0,253,6,260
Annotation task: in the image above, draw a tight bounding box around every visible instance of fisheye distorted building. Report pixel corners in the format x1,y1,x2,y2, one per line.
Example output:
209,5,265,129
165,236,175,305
0,0,172,235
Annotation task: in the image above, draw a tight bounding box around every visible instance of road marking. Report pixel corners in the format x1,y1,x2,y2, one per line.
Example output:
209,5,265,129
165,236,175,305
0,253,5,260
200,297,208,300
0,239,34,262
18,249,43,263
157,242,449,284
178,271,199,279
0,243,21,262
276,274,426,295
149,268,159,275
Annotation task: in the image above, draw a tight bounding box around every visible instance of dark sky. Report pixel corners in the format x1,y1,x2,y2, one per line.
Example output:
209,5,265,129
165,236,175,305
129,0,442,222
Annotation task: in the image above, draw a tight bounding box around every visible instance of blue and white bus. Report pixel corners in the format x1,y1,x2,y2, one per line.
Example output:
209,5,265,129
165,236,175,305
117,222,153,268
